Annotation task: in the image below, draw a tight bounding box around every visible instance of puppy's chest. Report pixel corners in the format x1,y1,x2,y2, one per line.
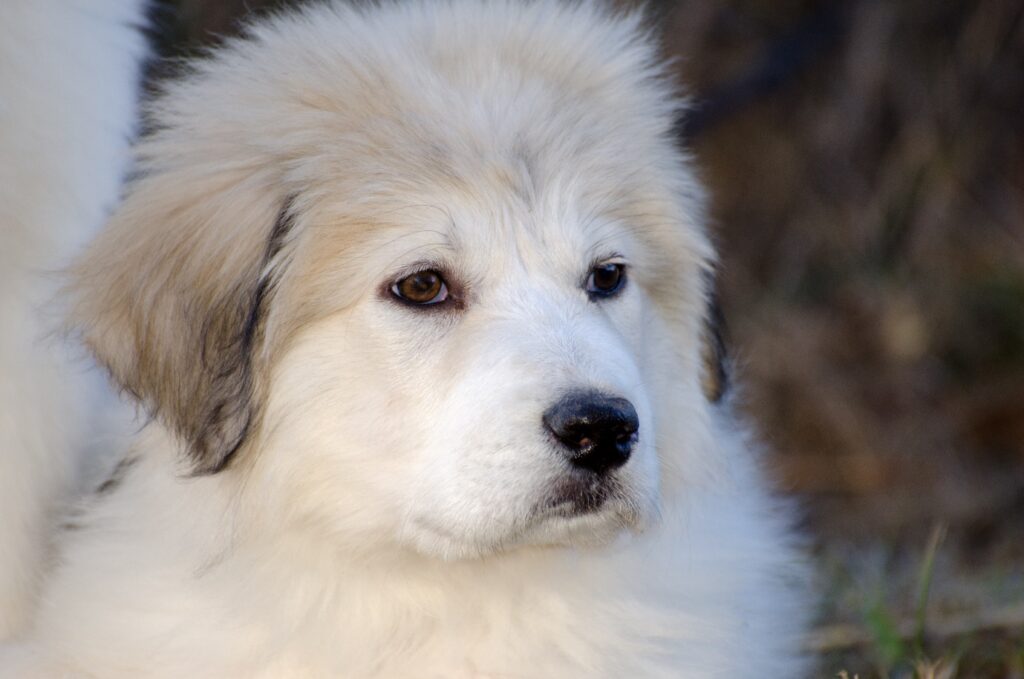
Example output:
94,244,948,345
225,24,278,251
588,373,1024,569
264,586,685,679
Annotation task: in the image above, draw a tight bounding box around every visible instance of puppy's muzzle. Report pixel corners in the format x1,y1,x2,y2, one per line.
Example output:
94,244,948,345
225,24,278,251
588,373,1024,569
543,391,638,475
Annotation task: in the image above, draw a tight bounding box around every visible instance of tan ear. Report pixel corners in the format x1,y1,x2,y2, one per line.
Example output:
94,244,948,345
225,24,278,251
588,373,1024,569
69,154,295,473
700,277,730,403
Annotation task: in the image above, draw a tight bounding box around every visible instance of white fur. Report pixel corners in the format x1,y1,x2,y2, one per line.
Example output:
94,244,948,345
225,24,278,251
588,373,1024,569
0,0,146,638
0,1,811,676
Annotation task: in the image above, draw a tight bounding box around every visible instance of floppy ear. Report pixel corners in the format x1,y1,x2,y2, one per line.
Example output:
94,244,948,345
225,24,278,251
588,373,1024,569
700,276,730,403
69,152,296,474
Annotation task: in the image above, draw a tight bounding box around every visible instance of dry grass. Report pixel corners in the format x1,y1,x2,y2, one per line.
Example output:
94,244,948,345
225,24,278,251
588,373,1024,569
812,526,1024,676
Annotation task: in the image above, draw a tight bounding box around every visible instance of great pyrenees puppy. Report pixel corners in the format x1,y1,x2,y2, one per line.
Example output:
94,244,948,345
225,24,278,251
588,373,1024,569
1,0,810,676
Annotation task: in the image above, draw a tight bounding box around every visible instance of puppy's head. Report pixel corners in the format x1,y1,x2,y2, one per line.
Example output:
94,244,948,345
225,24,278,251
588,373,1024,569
73,1,726,558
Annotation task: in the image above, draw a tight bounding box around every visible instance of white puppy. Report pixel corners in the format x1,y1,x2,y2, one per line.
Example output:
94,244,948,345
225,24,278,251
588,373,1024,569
0,0,146,638
1,1,810,676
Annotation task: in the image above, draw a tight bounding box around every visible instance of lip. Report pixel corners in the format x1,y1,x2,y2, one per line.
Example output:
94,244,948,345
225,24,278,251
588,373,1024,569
540,474,617,518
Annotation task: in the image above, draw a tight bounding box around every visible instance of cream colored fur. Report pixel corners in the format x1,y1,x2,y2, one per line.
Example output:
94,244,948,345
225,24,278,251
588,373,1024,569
0,0,146,638
0,1,810,676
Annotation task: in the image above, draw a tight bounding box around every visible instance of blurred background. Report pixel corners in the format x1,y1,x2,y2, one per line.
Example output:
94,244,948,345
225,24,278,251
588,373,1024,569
152,0,1023,675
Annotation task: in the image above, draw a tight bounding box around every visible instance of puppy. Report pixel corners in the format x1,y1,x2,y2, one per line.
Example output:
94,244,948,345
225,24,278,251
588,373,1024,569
1,1,810,676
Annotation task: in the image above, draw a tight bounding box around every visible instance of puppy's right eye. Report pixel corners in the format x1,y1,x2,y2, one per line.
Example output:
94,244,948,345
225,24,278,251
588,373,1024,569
392,270,449,305
586,262,626,298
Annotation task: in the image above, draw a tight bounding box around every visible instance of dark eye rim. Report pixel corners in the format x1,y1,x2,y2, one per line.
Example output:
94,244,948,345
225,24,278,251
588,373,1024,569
386,267,457,309
585,261,628,299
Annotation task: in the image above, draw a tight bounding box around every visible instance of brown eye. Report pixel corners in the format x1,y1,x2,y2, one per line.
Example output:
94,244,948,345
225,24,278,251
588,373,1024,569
392,270,449,305
586,263,626,297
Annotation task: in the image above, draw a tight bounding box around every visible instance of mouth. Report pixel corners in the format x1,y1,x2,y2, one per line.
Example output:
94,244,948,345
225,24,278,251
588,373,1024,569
538,473,619,519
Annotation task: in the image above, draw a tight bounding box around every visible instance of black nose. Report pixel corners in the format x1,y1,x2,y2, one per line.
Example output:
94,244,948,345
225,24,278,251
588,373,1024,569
542,392,639,475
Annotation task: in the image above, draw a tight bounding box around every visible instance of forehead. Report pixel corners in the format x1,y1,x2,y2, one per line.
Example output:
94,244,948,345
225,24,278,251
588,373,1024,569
230,3,713,318
234,5,697,237
295,86,696,271
285,86,709,314
300,139,670,286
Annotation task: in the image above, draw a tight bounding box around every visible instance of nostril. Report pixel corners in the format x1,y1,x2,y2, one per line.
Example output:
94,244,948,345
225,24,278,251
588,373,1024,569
542,391,639,475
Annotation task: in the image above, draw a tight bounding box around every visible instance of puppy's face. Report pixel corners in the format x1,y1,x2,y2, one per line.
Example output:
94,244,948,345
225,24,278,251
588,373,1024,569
72,3,720,560
264,187,670,558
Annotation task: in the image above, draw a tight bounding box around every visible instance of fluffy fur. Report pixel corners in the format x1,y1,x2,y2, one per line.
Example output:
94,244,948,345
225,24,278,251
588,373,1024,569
0,0,146,638
0,1,810,676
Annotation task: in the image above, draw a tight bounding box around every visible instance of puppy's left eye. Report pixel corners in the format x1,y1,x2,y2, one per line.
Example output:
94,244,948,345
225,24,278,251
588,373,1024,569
586,263,626,298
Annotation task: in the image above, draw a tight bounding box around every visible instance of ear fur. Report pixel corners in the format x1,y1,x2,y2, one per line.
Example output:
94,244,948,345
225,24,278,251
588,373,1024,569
69,154,296,474
700,275,730,404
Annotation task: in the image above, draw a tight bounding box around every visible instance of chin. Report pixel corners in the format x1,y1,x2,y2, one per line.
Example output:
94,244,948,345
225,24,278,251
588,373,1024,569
528,501,653,550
